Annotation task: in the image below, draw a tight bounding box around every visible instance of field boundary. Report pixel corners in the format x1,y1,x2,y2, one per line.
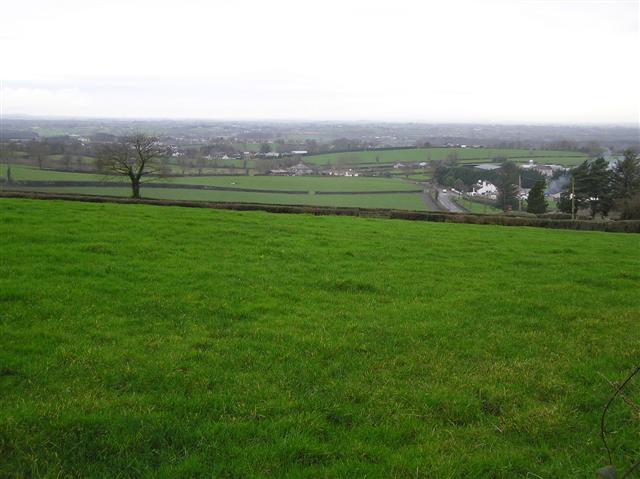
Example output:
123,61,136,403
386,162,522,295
1,180,422,196
1,190,638,233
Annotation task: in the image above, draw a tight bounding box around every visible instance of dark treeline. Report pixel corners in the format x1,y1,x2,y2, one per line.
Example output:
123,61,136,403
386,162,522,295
558,149,640,219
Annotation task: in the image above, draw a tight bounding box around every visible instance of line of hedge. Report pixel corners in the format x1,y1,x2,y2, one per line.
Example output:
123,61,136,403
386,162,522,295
1,191,638,233
1,180,422,196
316,189,423,195
1,180,308,195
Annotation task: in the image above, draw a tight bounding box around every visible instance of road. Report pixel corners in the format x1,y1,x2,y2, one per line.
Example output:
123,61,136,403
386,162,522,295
416,182,466,213
437,189,466,213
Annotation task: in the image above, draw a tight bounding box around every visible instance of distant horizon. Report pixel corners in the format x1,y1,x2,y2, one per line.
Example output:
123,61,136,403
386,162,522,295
2,113,638,129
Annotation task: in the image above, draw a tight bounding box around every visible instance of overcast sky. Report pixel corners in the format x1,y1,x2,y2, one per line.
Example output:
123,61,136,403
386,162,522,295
2,0,638,124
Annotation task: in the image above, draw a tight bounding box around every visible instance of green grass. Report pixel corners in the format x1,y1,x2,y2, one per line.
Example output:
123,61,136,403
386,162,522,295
1,198,639,477
307,148,588,167
1,165,418,194
0,164,122,182
8,186,427,211
171,175,419,192
46,154,97,165
453,196,504,214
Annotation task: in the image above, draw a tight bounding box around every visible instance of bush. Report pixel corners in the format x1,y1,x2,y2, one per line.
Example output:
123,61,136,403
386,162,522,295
538,212,572,220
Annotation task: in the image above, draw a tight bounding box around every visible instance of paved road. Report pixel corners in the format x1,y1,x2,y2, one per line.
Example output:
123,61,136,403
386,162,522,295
436,189,466,213
420,191,443,211
416,182,465,213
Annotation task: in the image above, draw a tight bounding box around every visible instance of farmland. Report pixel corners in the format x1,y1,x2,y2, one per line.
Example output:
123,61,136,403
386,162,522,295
1,198,639,477
170,175,420,192
7,186,428,211
1,166,428,210
0,164,120,182
306,147,589,167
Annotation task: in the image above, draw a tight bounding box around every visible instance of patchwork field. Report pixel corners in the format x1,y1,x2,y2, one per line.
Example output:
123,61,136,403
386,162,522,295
0,164,120,182
170,175,420,192
1,198,638,477
6,186,428,211
1,166,427,211
307,148,589,167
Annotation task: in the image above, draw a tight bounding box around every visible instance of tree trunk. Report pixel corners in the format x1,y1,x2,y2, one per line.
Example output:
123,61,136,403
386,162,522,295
131,178,141,199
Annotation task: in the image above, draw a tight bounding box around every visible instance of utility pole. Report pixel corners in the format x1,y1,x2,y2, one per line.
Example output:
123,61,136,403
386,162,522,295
571,176,575,220
518,174,522,211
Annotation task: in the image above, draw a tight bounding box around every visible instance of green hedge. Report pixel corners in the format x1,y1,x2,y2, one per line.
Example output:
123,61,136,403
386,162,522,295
2,190,638,233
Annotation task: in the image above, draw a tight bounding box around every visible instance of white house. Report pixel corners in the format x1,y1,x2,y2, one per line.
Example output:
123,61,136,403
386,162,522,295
471,180,498,197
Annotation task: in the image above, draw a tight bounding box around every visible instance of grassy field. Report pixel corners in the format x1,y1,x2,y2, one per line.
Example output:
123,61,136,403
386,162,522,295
453,196,504,214
171,175,419,192
1,166,417,193
1,198,639,477
306,148,588,167
0,164,122,182
8,186,427,211
1,166,427,210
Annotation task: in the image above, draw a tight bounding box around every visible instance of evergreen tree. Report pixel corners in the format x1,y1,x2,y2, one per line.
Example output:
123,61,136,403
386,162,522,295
557,190,577,216
560,158,613,218
527,180,547,214
583,157,613,217
495,161,519,211
612,149,640,219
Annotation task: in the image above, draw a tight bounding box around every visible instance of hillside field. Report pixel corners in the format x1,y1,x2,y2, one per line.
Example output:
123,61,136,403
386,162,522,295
1,166,428,211
1,199,639,477
306,147,589,167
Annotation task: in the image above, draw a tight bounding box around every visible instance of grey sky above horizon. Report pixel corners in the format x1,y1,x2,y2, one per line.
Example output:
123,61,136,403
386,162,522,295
2,0,639,124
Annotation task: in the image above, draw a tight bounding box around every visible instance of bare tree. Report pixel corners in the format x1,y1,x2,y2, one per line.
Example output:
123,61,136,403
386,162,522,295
96,133,168,199
26,140,48,169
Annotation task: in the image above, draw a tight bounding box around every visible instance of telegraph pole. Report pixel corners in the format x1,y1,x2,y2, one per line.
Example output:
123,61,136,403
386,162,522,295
571,176,575,220
518,174,522,211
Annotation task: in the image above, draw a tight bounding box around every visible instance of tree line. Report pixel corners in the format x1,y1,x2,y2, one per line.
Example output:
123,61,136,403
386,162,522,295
558,149,640,219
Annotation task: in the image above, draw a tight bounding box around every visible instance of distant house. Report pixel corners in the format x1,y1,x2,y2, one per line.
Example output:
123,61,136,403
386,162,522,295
268,168,289,176
290,150,308,155
264,152,280,158
323,168,358,177
288,162,314,176
518,188,531,200
471,180,498,198
533,165,555,177
393,162,407,169
521,161,566,177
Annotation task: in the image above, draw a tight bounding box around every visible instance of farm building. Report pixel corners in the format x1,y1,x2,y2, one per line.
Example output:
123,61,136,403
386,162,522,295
268,168,289,176
288,163,314,176
322,168,359,177
521,161,566,177
471,180,498,198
